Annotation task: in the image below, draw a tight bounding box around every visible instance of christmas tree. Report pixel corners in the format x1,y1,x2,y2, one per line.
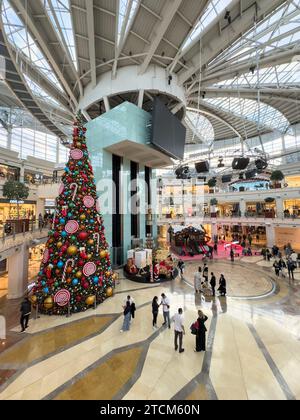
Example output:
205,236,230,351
32,112,115,315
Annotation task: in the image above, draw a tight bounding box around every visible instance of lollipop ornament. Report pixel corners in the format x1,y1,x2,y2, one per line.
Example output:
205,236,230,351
93,233,100,252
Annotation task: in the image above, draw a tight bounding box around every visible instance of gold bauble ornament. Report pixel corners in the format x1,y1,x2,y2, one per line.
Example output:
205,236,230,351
57,242,63,249
87,254,92,260
80,214,86,221
112,273,118,281
30,295,37,305
76,271,83,279
106,287,113,298
88,239,94,246
86,295,96,306
44,296,54,310
100,250,107,259
67,245,78,256
76,142,82,147
106,271,112,278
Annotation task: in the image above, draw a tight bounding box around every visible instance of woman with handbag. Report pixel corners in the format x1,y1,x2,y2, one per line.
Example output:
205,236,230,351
194,310,208,352
120,301,132,333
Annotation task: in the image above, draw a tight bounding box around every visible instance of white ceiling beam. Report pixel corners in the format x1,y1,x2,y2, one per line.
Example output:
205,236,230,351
9,0,78,107
178,0,286,85
85,0,97,87
139,0,183,75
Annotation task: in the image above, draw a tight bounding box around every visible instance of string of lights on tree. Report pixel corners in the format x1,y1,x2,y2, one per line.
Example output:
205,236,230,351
32,111,115,315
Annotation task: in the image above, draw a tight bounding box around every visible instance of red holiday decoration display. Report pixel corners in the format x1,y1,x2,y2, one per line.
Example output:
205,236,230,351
33,111,114,315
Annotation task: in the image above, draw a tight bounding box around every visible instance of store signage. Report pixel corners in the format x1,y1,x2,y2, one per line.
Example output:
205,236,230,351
9,200,25,204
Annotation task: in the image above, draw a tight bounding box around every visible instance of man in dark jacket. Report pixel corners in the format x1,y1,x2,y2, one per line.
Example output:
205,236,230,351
210,273,217,297
20,297,31,333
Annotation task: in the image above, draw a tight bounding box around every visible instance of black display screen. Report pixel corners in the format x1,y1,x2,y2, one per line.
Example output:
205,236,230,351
151,98,186,160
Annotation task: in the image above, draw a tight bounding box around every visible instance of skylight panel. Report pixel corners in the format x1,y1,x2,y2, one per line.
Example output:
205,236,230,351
186,111,215,144
205,97,290,132
2,0,64,90
181,0,232,51
118,0,139,46
43,0,78,70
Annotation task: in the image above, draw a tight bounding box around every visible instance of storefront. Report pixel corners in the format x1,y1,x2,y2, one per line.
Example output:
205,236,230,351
284,199,300,217
275,227,300,251
24,170,53,185
0,199,36,233
0,164,20,181
245,201,276,218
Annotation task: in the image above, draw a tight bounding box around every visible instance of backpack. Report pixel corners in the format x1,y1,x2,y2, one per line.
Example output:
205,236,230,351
190,321,199,335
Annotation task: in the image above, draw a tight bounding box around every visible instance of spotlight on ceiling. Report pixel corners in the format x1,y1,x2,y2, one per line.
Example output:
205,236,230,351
175,166,191,180
195,161,210,173
232,157,250,171
255,159,268,171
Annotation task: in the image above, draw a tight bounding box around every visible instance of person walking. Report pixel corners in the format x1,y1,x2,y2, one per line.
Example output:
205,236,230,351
177,259,185,278
194,267,202,294
194,310,208,352
210,272,216,297
174,308,185,354
152,296,159,329
218,274,227,297
124,295,136,320
20,297,31,333
287,259,295,283
230,248,235,263
161,293,171,329
120,301,132,332
273,261,280,277
203,264,209,286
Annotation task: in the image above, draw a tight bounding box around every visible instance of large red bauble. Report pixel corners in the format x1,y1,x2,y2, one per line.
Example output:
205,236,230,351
83,283,89,290
78,231,89,241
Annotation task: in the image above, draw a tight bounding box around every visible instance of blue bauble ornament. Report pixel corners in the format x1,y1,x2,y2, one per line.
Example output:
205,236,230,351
42,281,46,286
93,277,99,284
72,279,79,286
68,212,73,218
43,287,49,294
61,231,68,238
90,219,94,224
57,261,64,269
60,218,65,224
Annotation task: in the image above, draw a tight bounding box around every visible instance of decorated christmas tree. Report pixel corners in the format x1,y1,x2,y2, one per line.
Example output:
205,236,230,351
32,112,115,315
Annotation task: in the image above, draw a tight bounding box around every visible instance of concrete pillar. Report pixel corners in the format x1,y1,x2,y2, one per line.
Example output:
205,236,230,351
266,224,275,248
7,244,29,299
20,165,25,183
275,197,284,219
211,222,218,240
240,199,246,217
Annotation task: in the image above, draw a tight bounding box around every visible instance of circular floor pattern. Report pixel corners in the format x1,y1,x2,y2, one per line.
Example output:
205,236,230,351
183,260,276,299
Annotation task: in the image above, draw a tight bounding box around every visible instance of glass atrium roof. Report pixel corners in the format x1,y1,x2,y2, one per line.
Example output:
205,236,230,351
0,0,299,151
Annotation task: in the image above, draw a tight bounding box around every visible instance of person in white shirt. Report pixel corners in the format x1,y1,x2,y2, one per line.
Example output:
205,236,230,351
174,308,185,353
160,293,171,329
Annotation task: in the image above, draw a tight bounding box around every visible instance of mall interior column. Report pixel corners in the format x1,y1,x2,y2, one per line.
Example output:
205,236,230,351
266,224,275,248
211,222,218,240
7,244,29,299
275,197,284,218
240,199,246,217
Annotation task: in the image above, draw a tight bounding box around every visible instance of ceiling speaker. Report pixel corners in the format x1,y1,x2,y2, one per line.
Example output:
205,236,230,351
232,157,250,170
195,161,210,173
221,175,232,183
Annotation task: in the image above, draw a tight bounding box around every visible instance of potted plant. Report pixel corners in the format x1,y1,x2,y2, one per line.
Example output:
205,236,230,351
210,198,218,218
207,178,217,193
3,180,29,232
270,170,284,189
264,197,275,203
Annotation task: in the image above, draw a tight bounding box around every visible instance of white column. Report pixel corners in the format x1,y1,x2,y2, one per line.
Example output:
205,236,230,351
103,96,111,112
7,244,29,300
20,164,25,183
266,224,275,248
240,199,246,217
275,197,284,219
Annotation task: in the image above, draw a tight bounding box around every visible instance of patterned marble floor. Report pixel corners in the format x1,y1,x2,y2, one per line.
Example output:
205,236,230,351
0,257,300,401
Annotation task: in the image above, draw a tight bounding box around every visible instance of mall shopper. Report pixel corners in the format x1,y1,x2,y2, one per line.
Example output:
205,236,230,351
174,308,185,353
120,301,132,332
218,275,227,297
123,295,136,321
230,248,235,263
266,249,271,261
161,293,171,329
20,297,32,333
152,296,159,329
194,267,202,294
177,259,185,278
273,261,280,277
203,264,209,285
287,259,296,282
38,213,43,230
194,310,208,352
210,273,216,297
